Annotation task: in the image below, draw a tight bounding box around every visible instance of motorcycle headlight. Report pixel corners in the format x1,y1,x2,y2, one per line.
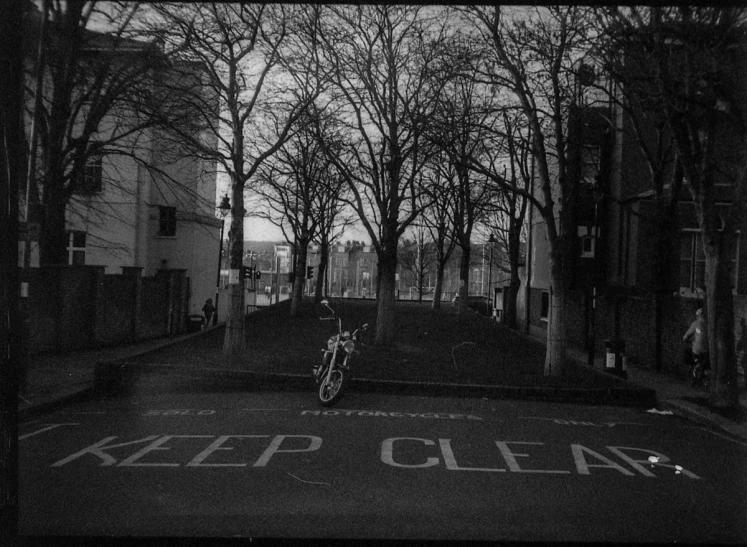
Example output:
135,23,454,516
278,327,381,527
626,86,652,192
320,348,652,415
343,340,356,354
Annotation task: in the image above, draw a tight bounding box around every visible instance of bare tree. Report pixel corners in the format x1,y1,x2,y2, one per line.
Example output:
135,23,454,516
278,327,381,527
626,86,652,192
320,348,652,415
254,110,349,316
419,156,458,310
149,3,325,356
399,225,437,302
430,56,497,316
599,6,747,408
464,5,597,376
482,110,532,330
315,5,452,346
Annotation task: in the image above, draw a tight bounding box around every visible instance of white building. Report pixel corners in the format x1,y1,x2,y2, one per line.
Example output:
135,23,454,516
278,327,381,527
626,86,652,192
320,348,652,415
19,15,222,316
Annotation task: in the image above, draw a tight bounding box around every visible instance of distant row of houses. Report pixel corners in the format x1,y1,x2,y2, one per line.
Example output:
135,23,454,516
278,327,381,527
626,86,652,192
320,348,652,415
224,240,508,303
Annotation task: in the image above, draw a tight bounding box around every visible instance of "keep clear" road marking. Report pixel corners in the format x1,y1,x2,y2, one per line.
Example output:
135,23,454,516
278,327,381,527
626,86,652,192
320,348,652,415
50,435,322,468
380,438,701,478
47,434,701,478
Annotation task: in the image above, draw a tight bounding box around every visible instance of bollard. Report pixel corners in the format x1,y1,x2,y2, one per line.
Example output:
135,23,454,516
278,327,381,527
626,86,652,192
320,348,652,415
617,339,628,380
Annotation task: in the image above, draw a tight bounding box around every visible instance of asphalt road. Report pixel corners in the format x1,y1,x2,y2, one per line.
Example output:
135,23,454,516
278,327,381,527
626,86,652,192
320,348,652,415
18,373,747,543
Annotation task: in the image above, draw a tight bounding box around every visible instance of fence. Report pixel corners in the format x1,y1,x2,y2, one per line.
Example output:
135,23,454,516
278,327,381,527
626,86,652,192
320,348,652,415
22,266,189,355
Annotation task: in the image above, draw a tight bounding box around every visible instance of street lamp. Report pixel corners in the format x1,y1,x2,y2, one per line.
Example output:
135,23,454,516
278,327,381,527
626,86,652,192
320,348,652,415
214,194,231,325
487,234,495,317
587,187,603,367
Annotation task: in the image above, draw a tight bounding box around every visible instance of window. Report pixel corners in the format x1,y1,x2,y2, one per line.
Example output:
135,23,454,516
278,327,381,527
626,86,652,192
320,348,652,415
540,291,550,322
580,145,601,185
158,206,177,237
75,156,103,194
66,230,86,265
680,230,739,294
581,235,595,257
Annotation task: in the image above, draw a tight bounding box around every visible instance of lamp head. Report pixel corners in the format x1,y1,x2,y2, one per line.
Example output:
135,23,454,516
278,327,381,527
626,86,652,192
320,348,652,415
218,195,231,218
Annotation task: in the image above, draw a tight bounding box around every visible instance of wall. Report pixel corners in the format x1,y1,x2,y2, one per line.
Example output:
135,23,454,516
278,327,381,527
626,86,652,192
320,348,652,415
22,266,189,355
562,290,747,376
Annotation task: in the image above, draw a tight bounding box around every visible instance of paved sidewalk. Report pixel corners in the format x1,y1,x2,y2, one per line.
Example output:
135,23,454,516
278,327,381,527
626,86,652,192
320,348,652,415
17,323,747,442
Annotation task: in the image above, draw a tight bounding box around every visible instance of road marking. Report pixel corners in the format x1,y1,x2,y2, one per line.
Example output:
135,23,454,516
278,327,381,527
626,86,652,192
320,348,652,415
381,438,701,478
47,434,704,478
519,417,651,428
187,436,269,467
241,409,292,412
143,409,216,416
19,423,80,440
287,472,330,486
495,442,570,474
253,435,322,467
681,426,747,448
302,409,483,420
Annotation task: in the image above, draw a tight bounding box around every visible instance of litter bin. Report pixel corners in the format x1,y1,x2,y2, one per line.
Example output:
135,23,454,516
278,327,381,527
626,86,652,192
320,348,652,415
604,339,628,379
188,314,205,333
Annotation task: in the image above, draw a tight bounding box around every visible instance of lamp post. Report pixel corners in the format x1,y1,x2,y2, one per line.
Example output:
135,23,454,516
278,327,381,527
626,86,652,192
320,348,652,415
214,195,231,326
487,234,495,316
587,187,603,367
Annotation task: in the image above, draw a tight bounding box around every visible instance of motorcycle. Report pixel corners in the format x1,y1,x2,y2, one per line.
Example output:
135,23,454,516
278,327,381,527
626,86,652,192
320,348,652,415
313,300,368,406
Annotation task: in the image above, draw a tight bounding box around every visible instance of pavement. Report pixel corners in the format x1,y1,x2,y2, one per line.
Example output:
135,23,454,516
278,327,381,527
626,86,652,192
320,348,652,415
16,321,747,443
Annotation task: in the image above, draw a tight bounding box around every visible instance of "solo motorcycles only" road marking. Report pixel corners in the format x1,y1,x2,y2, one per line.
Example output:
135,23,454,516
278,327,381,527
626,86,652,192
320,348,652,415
301,409,483,420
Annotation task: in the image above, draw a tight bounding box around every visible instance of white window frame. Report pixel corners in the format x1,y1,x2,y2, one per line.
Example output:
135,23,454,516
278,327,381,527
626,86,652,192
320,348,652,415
540,290,550,323
679,229,739,296
66,230,86,265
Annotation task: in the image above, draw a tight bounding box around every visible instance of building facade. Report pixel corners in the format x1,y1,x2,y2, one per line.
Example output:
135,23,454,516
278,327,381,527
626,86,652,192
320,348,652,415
19,16,222,317
523,54,747,376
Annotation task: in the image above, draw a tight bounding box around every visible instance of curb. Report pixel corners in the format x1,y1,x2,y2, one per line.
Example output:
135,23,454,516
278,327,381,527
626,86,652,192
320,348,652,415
92,361,657,407
18,386,96,421
658,398,747,442
19,325,226,420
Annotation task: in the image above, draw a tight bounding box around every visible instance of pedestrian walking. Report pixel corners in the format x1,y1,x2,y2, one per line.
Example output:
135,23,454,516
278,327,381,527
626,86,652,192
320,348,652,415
202,298,216,327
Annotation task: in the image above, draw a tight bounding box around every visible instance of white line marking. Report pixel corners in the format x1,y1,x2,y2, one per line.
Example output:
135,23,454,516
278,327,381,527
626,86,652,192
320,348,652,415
240,408,292,412
681,426,747,447
287,472,330,486
518,417,651,427
19,423,80,440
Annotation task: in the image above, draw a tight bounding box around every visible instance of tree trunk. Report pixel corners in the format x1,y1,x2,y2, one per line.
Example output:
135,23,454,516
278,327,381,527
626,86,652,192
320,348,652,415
375,246,397,346
504,275,520,330
704,230,739,408
652,195,679,369
457,244,471,314
222,181,246,357
38,169,69,266
545,243,568,377
290,238,310,317
503,221,523,329
314,240,328,303
432,265,444,310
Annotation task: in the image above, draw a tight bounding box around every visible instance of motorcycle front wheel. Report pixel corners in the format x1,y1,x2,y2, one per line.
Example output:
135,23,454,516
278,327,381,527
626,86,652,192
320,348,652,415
318,368,346,406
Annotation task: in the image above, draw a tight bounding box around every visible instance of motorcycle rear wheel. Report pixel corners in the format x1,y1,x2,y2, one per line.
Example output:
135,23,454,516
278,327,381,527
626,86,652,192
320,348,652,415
318,368,346,406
